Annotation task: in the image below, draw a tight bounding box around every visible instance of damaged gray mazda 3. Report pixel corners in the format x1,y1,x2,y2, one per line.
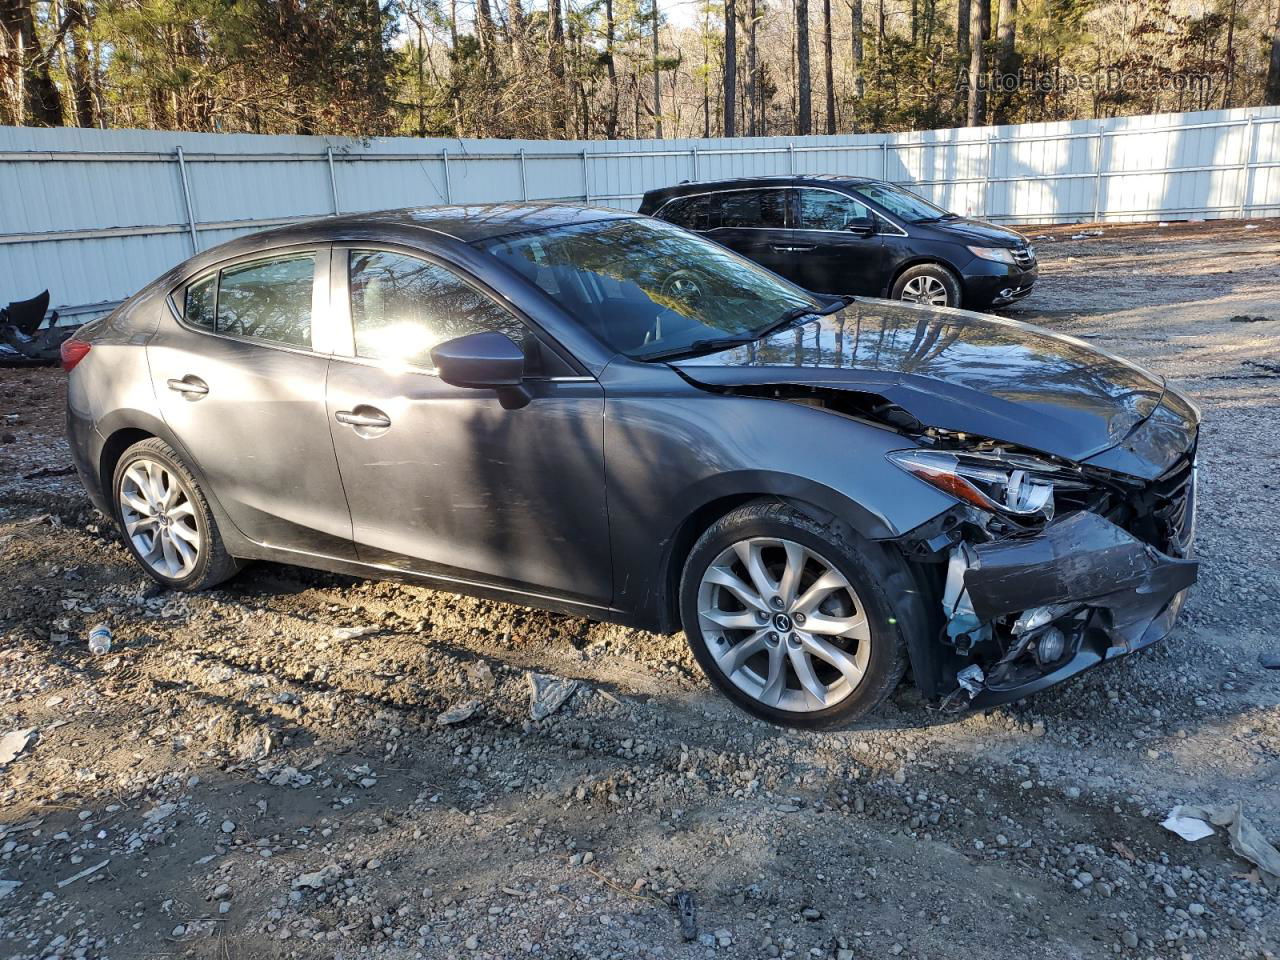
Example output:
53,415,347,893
63,204,1199,726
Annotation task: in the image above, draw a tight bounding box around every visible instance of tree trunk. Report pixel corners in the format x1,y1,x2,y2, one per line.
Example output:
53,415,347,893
965,0,988,126
604,0,618,138
476,0,496,75
508,0,526,67
1267,5,1280,106
955,0,970,120
1,0,64,125
850,0,863,101
746,0,758,135
795,0,811,135
651,0,662,137
992,0,1015,123
723,0,736,136
547,0,566,135
822,0,835,134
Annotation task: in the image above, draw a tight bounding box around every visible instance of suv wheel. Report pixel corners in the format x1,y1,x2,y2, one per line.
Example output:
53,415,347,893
891,263,962,308
112,438,241,591
680,500,908,727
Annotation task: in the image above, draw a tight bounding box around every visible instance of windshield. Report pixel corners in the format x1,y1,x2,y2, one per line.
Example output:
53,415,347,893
854,183,952,223
480,217,818,360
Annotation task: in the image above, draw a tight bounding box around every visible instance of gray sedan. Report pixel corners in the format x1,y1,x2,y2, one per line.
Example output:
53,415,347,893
63,204,1199,726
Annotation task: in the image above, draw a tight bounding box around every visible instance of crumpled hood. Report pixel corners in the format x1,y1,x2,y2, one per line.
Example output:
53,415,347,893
673,299,1192,476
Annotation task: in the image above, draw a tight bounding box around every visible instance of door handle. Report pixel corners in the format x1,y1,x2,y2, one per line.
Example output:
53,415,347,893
166,376,208,398
335,409,392,429
771,244,815,252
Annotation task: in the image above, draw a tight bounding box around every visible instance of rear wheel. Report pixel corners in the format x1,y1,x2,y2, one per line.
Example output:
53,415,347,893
112,438,241,591
891,263,962,308
680,500,908,727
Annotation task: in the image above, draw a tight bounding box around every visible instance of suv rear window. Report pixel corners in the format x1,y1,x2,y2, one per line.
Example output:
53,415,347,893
657,194,713,231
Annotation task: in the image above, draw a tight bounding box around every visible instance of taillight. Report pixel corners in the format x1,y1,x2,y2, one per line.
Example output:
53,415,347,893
60,338,91,372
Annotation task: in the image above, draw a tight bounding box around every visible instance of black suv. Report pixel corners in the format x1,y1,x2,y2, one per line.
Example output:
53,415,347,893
639,175,1037,310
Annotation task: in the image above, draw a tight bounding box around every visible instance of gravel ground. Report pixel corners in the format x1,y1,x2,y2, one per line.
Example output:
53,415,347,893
1,217,1279,960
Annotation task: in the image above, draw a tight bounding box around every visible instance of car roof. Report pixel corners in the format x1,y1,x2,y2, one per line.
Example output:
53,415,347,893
642,175,882,204
165,203,640,282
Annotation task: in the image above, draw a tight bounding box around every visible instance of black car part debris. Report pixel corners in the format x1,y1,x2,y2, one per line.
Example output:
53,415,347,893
1,290,79,367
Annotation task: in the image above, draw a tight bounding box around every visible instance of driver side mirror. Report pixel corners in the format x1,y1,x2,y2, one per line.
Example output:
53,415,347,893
846,217,876,236
431,331,531,408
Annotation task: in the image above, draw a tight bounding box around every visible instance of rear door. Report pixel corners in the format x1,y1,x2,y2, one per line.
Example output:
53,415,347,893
790,188,885,295
148,247,356,558
705,188,801,283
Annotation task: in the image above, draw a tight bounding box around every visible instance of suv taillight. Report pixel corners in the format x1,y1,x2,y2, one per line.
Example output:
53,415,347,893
60,338,91,372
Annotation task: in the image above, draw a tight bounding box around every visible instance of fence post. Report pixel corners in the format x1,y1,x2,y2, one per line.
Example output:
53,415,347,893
880,139,889,181
441,148,452,203
984,133,996,219
174,146,199,254
691,145,699,181
582,150,591,204
1237,114,1256,219
325,147,340,214
1091,121,1105,223
518,148,529,201
788,142,796,173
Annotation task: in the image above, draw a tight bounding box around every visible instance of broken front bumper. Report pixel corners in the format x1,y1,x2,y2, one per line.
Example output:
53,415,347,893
955,510,1198,708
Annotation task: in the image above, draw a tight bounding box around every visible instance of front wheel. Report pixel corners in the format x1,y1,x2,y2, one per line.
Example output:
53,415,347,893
891,263,962,308
679,501,908,728
112,438,241,591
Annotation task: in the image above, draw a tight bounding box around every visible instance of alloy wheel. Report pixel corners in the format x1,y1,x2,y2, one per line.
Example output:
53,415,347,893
118,458,201,579
900,275,950,306
696,537,872,713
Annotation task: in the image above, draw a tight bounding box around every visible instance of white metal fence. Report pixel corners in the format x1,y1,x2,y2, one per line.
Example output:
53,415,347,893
2,105,1278,316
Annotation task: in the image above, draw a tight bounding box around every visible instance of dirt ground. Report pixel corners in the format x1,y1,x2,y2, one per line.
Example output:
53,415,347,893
1,217,1279,960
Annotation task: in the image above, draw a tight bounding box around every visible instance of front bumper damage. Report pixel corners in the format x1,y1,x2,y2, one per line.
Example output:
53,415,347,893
940,510,1198,708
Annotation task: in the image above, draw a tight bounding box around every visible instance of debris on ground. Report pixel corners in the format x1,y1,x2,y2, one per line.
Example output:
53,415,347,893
0,728,34,766
55,860,109,889
527,671,580,720
1164,802,1280,878
1229,314,1274,323
675,890,698,941
435,699,481,726
332,625,379,640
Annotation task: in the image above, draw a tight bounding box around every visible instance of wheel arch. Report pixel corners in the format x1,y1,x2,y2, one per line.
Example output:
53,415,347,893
884,257,964,299
94,410,256,558
652,471,902,635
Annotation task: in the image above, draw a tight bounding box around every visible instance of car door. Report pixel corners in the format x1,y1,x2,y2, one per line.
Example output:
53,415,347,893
790,188,885,296
325,245,612,605
147,247,356,558
706,188,802,283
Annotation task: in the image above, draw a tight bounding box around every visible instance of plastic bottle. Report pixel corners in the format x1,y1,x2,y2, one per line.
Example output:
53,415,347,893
87,623,112,655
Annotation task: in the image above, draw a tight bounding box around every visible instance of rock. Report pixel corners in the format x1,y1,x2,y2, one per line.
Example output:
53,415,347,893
333,625,378,640
464,935,479,950
437,700,481,727
801,907,822,920
714,928,732,946
1122,930,1139,948
0,728,35,767
238,728,274,762
1188,903,1205,917
293,864,341,890
212,883,231,900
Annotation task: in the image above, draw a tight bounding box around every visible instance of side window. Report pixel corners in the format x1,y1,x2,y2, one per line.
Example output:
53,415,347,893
348,250,526,369
658,194,712,231
184,275,216,332
718,190,786,229
215,254,314,348
795,190,872,231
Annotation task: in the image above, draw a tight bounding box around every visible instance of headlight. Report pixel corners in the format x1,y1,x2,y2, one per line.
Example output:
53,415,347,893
967,245,1017,266
886,448,1091,519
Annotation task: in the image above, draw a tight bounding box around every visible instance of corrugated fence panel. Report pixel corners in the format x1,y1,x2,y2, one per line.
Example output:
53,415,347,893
1,105,1278,313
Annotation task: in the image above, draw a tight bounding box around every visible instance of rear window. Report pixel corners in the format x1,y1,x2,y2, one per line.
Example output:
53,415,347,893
657,194,713,231
184,275,216,331
179,253,315,349
718,190,787,229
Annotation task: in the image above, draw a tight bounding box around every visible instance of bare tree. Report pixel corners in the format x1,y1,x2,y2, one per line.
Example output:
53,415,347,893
651,0,662,137
966,0,989,126
1268,5,1280,106
822,0,835,133
796,0,811,135
747,0,758,134
548,0,566,134
724,0,737,135
848,0,863,101
993,0,1016,123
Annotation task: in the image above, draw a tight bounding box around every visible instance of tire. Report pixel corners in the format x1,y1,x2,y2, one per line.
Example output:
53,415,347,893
679,500,909,728
890,263,962,309
111,437,241,591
